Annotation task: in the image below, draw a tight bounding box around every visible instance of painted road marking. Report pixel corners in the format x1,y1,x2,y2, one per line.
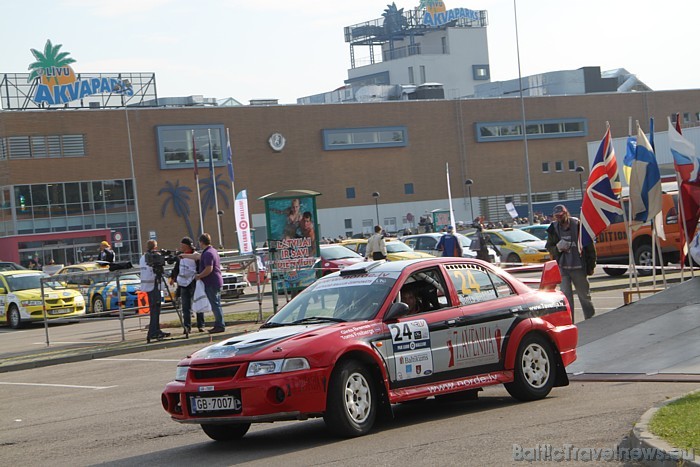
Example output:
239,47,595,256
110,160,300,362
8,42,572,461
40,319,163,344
0,382,117,390
95,358,180,362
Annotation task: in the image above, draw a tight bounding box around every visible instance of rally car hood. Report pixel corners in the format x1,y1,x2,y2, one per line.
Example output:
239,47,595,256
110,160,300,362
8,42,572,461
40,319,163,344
12,288,80,300
189,324,329,363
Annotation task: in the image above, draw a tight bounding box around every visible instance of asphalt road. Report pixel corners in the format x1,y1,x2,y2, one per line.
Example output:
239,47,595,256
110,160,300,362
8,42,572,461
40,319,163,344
0,344,693,467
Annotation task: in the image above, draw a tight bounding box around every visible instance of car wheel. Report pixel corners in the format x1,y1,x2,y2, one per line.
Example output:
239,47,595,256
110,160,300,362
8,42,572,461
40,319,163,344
506,253,521,264
634,243,654,276
201,423,251,441
8,305,22,329
91,295,105,314
505,333,555,402
603,266,626,276
324,359,377,437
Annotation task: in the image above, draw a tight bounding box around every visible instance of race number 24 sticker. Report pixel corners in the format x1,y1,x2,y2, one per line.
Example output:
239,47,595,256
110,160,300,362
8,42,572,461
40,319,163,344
389,319,434,381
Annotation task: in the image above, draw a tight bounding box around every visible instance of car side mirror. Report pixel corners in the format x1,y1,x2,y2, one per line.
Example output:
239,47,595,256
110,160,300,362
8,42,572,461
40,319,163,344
383,302,409,322
0,287,5,294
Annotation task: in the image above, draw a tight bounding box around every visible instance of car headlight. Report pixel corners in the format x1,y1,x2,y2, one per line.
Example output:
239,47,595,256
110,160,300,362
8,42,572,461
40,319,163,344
21,300,43,306
74,295,85,304
175,366,189,382
246,358,310,377
522,247,538,254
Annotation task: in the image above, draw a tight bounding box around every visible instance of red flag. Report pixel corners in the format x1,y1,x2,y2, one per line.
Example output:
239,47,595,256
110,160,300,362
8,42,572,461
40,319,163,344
192,131,199,179
681,183,700,258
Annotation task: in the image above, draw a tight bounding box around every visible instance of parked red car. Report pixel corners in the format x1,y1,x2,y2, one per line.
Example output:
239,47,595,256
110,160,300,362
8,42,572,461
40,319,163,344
162,258,577,441
318,244,365,276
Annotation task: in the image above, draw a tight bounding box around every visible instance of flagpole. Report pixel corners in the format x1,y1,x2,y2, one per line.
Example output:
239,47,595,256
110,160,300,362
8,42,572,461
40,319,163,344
628,122,642,296
208,129,223,248
672,115,695,278
192,130,204,237
446,162,456,231
226,128,238,250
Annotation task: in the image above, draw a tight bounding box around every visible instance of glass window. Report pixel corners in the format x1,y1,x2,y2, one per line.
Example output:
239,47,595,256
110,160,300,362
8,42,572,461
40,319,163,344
346,187,356,199
563,122,583,132
323,127,408,151
64,183,81,203
555,161,563,172
445,264,499,305
344,219,352,229
489,271,514,297
683,112,690,123
397,268,452,311
48,184,65,205
0,138,6,160
476,119,587,142
47,135,61,157
542,162,550,173
404,183,414,195
472,65,490,80
156,126,226,170
125,179,135,200
31,136,48,158
568,160,576,171
31,185,48,206
408,66,415,85
441,36,448,54
543,123,561,133
526,124,541,134
420,65,426,84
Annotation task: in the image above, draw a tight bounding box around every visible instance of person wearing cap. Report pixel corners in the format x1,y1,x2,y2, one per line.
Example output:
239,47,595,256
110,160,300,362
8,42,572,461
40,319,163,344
436,225,463,257
170,237,203,333
546,204,597,321
98,241,115,263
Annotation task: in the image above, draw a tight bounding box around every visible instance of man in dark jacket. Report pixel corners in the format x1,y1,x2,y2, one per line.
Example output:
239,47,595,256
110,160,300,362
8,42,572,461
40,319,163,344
436,225,463,257
545,205,596,322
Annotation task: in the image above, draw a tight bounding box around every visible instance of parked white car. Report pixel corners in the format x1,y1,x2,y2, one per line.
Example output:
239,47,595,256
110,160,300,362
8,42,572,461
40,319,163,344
400,233,499,264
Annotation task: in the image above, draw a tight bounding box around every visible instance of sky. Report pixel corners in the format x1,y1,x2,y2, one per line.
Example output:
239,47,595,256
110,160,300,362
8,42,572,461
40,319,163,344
2,0,699,105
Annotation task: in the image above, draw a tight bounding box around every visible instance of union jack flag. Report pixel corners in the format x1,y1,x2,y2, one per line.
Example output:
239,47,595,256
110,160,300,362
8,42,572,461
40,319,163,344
579,126,623,250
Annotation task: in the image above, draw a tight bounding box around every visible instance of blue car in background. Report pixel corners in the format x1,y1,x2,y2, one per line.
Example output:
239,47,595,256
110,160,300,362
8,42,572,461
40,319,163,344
57,263,144,314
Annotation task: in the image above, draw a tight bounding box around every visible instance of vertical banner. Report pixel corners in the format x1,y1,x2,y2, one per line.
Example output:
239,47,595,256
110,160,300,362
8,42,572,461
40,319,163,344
235,190,253,254
264,194,320,293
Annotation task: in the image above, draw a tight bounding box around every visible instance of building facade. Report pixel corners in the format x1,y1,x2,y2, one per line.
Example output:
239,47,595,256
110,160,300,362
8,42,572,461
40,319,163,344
2,89,699,265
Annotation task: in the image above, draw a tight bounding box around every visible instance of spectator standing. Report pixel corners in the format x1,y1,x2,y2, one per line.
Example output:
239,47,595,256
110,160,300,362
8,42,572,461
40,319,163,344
140,240,170,342
98,241,115,263
170,237,203,333
365,225,387,260
194,233,225,334
436,225,463,257
545,205,596,322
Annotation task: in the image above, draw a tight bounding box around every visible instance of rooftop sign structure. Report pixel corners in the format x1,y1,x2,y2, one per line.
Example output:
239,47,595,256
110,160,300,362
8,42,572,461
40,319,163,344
0,40,158,110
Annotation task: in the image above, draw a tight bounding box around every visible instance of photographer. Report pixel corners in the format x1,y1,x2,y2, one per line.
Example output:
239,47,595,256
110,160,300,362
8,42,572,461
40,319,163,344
140,240,170,342
169,237,203,333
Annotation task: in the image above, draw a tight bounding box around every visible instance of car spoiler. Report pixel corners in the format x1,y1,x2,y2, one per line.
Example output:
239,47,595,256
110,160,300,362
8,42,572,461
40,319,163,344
504,260,561,291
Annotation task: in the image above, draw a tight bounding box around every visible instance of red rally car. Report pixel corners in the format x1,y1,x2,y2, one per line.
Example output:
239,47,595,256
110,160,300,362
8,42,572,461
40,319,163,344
162,258,577,441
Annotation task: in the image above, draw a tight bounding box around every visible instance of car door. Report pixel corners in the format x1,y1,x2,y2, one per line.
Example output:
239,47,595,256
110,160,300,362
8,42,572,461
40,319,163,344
382,266,467,387
442,262,525,375
416,236,439,256
0,275,9,323
486,233,510,261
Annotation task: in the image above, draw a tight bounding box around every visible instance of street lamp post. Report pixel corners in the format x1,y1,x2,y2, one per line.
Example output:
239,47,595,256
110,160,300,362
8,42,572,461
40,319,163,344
465,179,474,222
514,0,534,225
217,210,225,249
575,166,586,200
372,192,380,226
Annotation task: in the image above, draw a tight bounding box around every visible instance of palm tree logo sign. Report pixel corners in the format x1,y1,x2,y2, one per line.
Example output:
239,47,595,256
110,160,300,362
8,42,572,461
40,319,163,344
28,40,133,106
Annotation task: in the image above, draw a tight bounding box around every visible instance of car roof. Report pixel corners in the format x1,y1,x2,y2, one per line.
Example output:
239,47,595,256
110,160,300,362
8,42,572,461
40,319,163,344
61,262,106,271
0,270,45,277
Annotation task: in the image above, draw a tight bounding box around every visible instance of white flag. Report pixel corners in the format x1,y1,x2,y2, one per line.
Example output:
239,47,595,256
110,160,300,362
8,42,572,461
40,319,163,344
234,190,253,254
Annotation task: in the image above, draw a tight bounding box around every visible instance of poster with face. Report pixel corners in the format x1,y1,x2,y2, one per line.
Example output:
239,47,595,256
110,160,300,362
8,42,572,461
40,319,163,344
264,195,320,292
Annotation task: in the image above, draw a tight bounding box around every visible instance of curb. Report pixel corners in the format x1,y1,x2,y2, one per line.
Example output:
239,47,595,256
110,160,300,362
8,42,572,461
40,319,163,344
623,390,699,466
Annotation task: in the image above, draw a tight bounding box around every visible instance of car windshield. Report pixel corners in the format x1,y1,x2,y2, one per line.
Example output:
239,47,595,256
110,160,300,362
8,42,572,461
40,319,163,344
263,272,397,326
457,235,472,247
386,242,413,253
500,229,541,243
322,246,362,260
0,262,25,271
5,273,64,291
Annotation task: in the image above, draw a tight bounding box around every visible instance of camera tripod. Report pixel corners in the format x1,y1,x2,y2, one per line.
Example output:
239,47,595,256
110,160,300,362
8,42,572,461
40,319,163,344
146,269,189,342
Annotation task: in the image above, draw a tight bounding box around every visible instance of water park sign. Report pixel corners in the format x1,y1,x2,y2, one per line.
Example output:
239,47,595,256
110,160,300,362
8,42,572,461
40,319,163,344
419,1,479,27
28,40,133,106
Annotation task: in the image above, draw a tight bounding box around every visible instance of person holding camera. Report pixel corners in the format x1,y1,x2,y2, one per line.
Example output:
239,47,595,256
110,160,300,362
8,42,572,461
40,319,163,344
545,204,596,322
170,237,203,333
140,239,170,342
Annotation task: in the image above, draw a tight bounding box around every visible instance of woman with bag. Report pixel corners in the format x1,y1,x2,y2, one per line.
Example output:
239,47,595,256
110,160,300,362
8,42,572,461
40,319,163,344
170,237,203,333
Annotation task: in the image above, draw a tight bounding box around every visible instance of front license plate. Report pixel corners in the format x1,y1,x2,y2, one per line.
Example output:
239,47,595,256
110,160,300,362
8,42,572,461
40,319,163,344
189,393,242,415
48,308,72,315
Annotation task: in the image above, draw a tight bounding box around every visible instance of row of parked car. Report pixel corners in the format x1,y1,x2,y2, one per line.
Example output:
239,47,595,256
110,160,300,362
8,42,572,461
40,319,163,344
0,260,249,329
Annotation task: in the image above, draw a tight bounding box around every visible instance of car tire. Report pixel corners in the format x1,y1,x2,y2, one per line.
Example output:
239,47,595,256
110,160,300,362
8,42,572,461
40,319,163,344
91,295,105,315
201,423,251,441
505,333,555,402
8,305,22,329
506,253,521,264
324,359,377,437
634,243,654,276
603,266,626,276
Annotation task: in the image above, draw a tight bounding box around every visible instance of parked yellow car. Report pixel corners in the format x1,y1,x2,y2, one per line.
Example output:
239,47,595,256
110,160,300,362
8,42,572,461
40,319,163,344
0,270,86,329
340,238,433,261
480,228,550,264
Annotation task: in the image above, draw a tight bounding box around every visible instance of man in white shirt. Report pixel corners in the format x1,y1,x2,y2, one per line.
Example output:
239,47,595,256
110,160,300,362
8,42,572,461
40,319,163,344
366,225,387,261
